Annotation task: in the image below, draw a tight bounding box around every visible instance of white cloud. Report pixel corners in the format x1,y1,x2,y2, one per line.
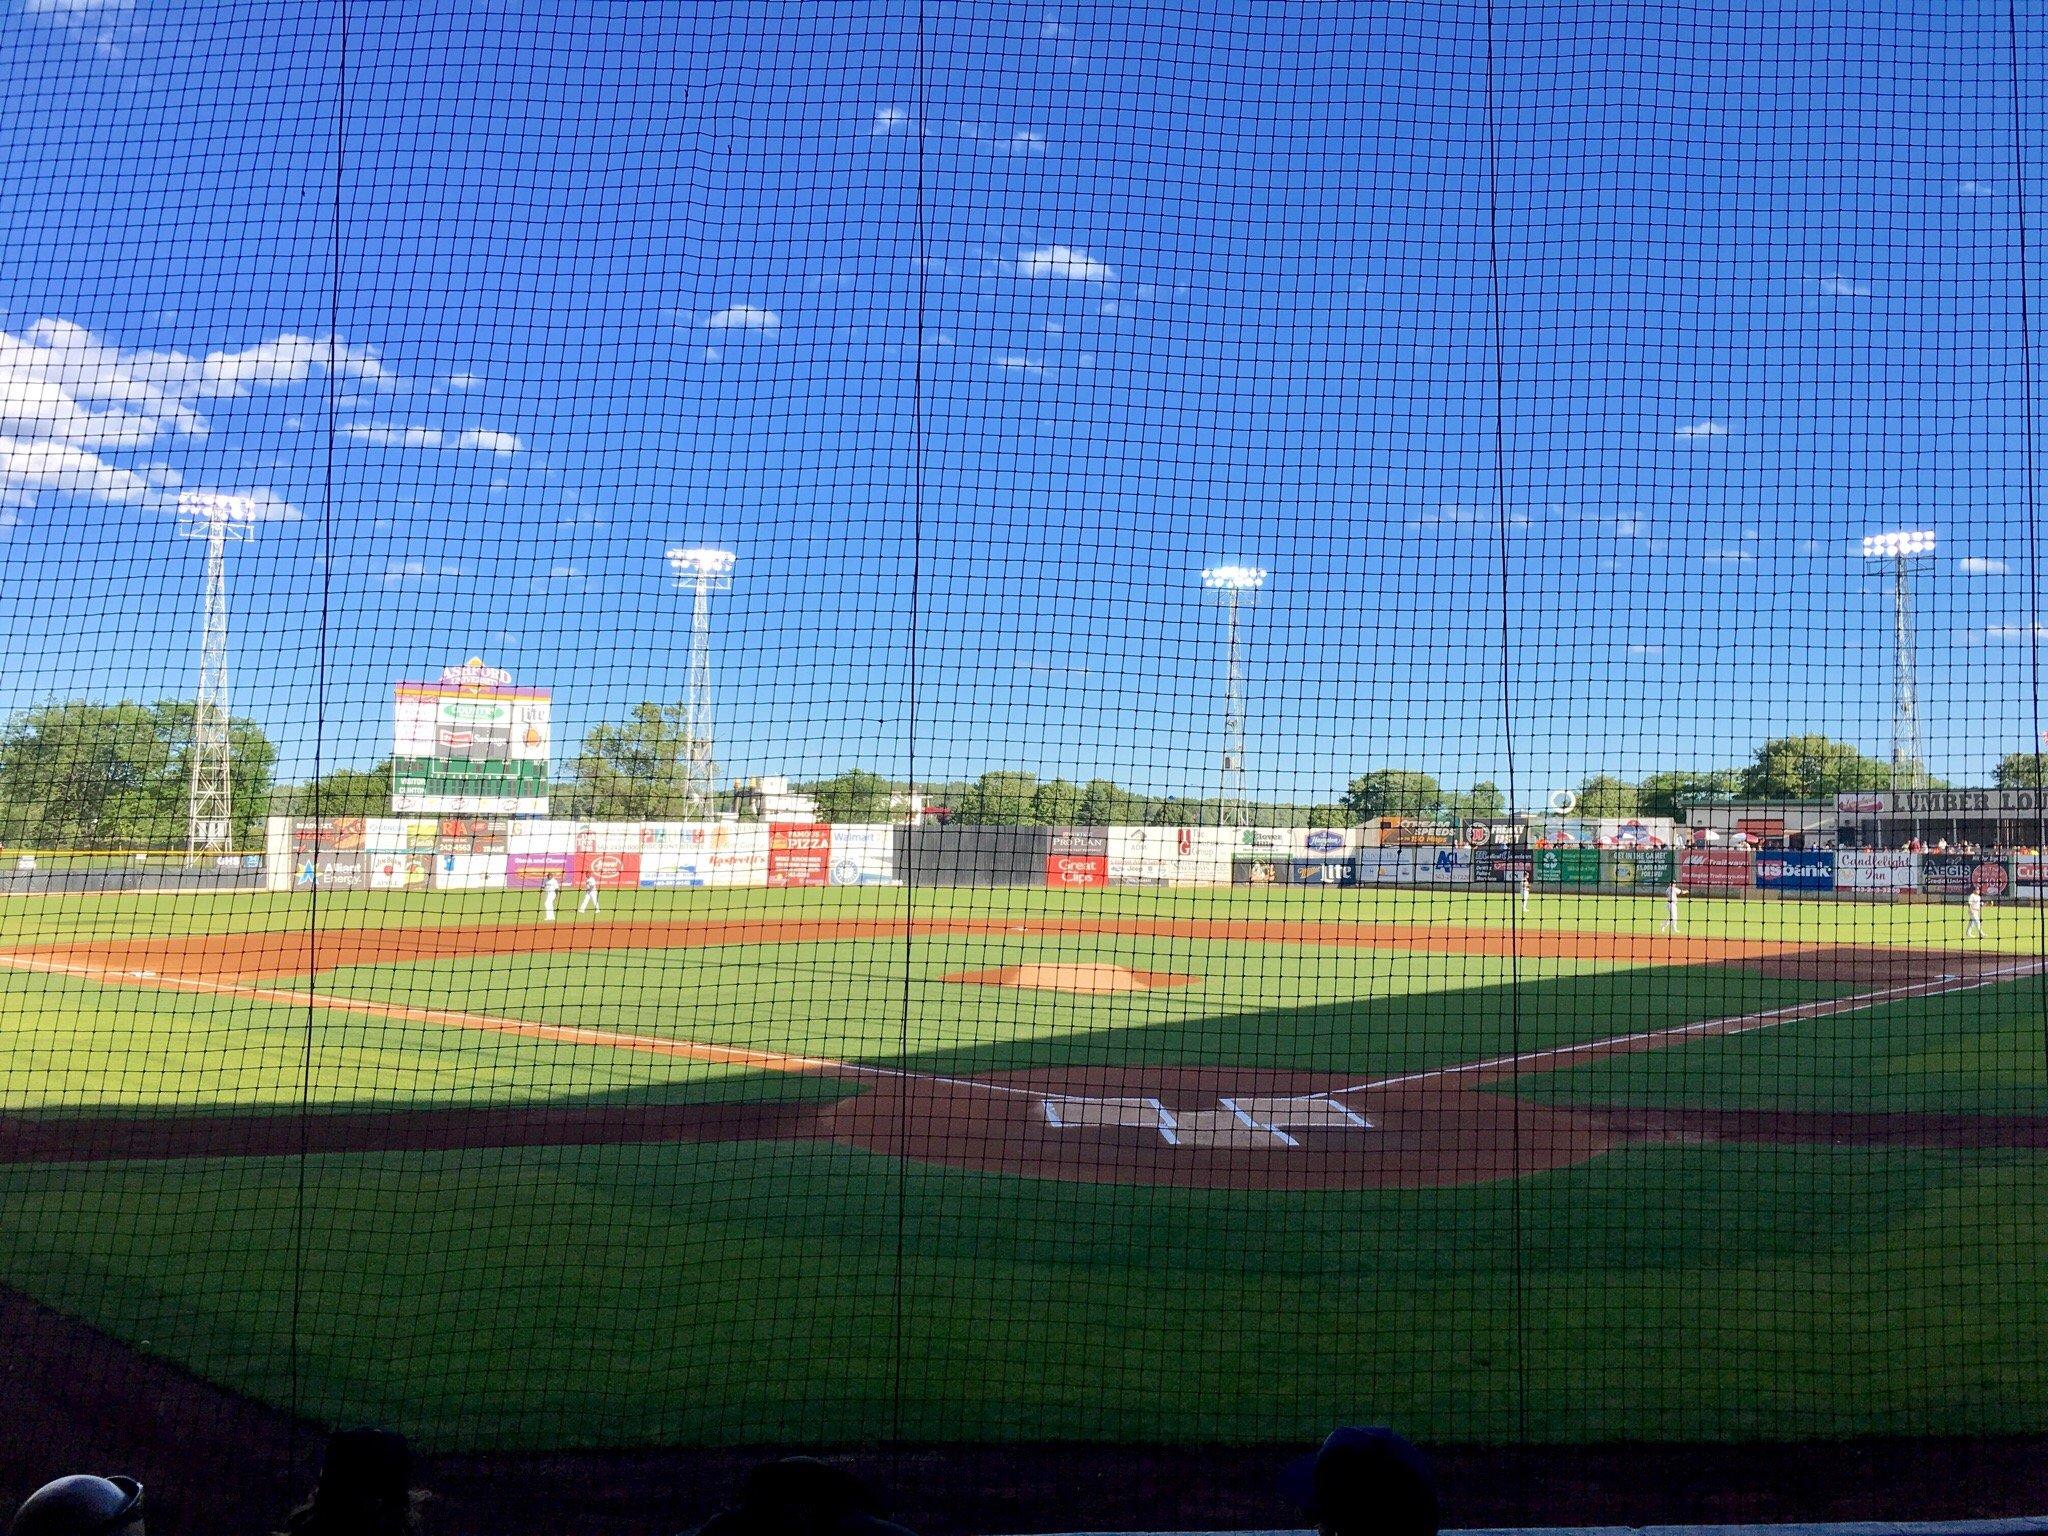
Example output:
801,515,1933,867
341,423,522,456
1816,274,1871,297
138,462,182,489
1010,131,1048,152
1674,420,1730,439
380,559,463,587
1040,19,1074,38
1702,548,1756,564
0,436,149,505
343,423,445,448
446,373,482,390
871,107,910,136
23,0,132,12
1956,180,1995,197
212,486,302,522
0,369,162,448
994,355,1047,375
455,428,523,456
1985,622,2048,643
1016,244,1114,282
704,304,782,333
1626,643,1665,656
1959,557,2010,576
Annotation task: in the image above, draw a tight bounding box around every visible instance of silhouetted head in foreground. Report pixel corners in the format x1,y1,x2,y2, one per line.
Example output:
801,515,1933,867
694,1458,916,1536
10,1477,143,1536
282,1429,421,1536
1280,1427,1439,1536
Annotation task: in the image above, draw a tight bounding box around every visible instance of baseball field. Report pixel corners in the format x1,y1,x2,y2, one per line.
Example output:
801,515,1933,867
0,885,2044,1451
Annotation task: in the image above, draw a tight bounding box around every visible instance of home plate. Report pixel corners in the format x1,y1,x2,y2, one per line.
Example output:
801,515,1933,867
1042,1092,1373,1149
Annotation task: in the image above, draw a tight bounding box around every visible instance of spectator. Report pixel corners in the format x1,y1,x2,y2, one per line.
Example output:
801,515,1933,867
10,1476,143,1536
691,1458,915,1536
1280,1427,1438,1536
280,1429,422,1536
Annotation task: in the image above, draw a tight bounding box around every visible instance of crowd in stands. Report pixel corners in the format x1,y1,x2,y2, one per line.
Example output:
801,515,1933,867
7,1425,1440,1536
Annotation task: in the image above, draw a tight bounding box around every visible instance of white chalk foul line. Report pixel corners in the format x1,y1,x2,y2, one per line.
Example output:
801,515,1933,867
1323,957,2048,1100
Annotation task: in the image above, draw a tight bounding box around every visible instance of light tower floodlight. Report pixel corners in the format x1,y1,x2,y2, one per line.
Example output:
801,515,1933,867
178,492,258,862
665,547,737,813
1860,529,1937,792
1200,564,1267,831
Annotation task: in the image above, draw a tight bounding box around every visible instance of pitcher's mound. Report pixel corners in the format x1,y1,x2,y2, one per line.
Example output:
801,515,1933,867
943,963,1198,994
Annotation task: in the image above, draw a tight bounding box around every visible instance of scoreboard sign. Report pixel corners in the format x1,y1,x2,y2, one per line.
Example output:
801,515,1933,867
393,659,550,814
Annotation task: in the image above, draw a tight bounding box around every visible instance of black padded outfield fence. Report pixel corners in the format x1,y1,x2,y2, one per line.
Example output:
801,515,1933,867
1,4,2047,1534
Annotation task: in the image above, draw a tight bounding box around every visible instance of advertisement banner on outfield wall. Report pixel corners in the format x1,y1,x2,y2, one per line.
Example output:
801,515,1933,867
1408,846,1474,883
571,851,642,888
640,836,769,888
1473,847,1532,883
1601,848,1675,888
768,823,832,887
293,817,365,852
362,817,410,853
1049,828,1110,856
1046,853,1110,888
508,821,576,855
1286,857,1357,887
436,818,506,855
1353,849,1406,884
1754,850,1835,892
1921,853,2011,897
506,853,571,888
1296,827,1358,856
432,853,507,890
298,853,365,890
828,824,897,885
1233,827,1293,854
1232,855,1284,885
1535,848,1601,885
1679,848,1753,889
367,852,430,890
1835,850,1918,894
2014,854,2048,899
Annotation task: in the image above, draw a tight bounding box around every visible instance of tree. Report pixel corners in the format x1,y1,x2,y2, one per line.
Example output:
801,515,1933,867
1636,768,1743,820
1740,735,1893,800
1441,781,1506,822
1342,770,1443,821
1077,778,1136,825
0,699,275,849
565,703,699,819
957,770,1038,826
808,769,893,821
1575,774,1640,818
1306,803,1352,829
276,759,394,818
1995,752,2048,790
1030,777,1082,826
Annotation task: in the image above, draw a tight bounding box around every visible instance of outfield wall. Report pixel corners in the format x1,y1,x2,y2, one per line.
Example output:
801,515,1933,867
262,818,2039,899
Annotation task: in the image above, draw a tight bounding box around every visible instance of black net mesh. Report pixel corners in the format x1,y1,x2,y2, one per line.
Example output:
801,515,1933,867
0,0,2045,1524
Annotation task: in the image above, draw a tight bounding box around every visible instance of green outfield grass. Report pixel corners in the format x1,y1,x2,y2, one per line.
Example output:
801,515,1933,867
0,885,2043,1448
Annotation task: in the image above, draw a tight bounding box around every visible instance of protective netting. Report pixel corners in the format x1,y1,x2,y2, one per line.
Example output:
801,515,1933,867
0,0,2045,1506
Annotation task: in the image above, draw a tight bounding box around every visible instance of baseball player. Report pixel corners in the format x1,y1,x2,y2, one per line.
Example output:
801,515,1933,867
579,870,602,915
1966,888,1986,939
1659,881,1683,934
541,872,561,923
1517,868,1531,916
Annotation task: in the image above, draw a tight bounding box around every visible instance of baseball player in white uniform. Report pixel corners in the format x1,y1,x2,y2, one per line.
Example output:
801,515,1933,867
1966,888,1986,939
579,871,602,915
1660,881,1683,934
541,872,560,922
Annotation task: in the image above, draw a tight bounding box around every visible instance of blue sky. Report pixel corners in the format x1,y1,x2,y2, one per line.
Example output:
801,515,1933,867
0,0,2042,807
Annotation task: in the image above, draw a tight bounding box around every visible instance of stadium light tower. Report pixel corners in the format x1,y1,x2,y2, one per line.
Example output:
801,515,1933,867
1861,529,1937,791
664,546,737,813
178,492,258,861
1200,564,1266,831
